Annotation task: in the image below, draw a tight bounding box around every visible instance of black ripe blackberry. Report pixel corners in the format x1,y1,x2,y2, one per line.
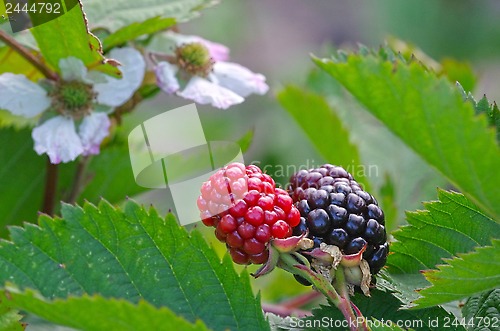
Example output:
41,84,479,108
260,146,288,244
288,164,388,275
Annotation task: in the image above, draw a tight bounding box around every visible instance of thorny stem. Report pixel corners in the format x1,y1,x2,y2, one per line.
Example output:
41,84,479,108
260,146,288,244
42,158,58,215
278,253,369,331
0,30,58,81
67,156,91,203
278,253,340,306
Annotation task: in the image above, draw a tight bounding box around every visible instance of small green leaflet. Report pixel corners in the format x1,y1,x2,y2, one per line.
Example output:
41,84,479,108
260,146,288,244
384,190,499,307
387,190,499,275
0,200,269,331
414,240,500,308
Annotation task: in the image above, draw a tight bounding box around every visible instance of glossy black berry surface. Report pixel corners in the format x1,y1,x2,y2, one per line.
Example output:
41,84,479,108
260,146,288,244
288,164,389,275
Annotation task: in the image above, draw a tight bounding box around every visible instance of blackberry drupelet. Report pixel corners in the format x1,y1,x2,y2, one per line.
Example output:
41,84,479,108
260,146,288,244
289,164,389,275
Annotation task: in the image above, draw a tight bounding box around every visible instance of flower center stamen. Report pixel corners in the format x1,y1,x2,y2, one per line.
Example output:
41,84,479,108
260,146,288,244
51,81,96,119
175,42,213,77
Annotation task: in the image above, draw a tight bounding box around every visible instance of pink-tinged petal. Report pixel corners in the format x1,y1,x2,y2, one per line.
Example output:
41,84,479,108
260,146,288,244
155,61,179,94
177,77,244,109
0,73,50,117
59,57,89,82
166,31,230,61
32,116,83,164
78,112,111,156
197,38,229,62
94,47,146,108
212,61,269,97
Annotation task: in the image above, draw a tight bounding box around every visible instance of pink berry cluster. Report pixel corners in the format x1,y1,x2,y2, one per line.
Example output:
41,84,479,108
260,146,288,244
197,162,301,264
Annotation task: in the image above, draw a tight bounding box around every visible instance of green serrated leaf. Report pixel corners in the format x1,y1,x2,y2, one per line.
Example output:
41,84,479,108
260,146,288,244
82,0,218,32
0,200,269,331
102,16,176,51
492,102,500,143
387,38,477,92
304,289,464,331
277,86,369,191
0,297,24,331
30,1,121,77
1,289,208,331
414,239,500,308
475,96,490,115
314,48,500,220
471,96,500,143
462,289,500,331
387,190,500,275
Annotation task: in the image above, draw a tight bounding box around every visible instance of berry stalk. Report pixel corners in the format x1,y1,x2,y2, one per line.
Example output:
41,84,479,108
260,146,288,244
277,252,369,330
334,266,370,331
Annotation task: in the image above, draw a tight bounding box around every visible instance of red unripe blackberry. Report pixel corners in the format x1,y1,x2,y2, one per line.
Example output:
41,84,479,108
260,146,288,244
198,162,300,265
288,164,389,275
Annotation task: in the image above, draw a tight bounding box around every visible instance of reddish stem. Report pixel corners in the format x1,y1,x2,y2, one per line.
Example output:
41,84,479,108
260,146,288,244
67,156,90,203
334,267,370,331
281,291,322,309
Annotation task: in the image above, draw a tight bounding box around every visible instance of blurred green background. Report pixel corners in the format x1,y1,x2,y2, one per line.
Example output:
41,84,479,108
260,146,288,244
124,0,500,304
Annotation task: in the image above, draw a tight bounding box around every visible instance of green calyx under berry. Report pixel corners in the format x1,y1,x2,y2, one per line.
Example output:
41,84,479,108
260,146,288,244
50,81,96,119
175,42,213,77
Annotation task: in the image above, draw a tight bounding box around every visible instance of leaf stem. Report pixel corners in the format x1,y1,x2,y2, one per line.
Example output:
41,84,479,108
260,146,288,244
67,156,91,203
42,158,59,215
278,253,370,331
0,30,58,80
